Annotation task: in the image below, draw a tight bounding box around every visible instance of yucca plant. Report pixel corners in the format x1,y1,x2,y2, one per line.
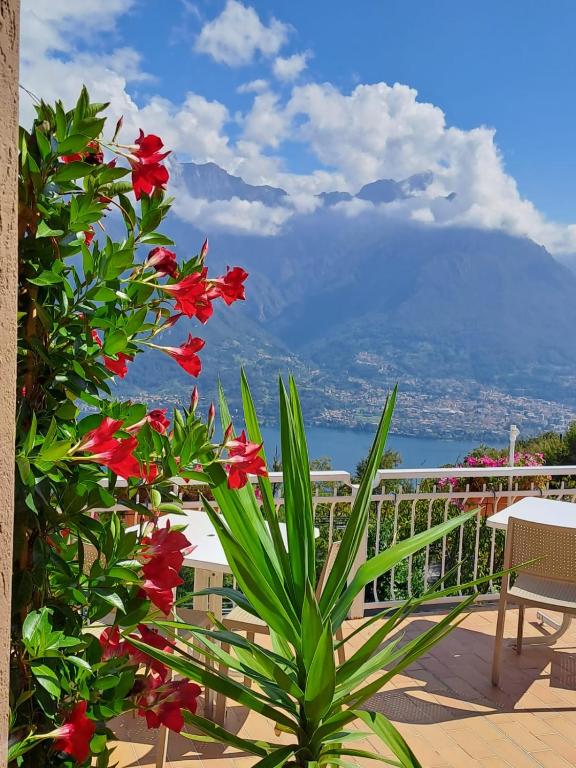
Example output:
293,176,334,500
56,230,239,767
130,373,487,767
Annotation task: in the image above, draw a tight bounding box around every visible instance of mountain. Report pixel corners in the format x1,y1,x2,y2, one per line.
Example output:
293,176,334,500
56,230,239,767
117,162,576,438
172,162,287,206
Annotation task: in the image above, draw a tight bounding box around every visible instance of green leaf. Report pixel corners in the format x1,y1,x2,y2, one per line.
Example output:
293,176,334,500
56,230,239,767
103,329,128,356
319,386,397,620
35,221,64,239
304,623,335,725
52,162,94,183
28,269,63,285
57,134,88,155
182,711,269,757
138,231,175,245
38,440,72,462
251,747,295,767
31,662,60,696
89,286,118,302
35,128,52,159
355,711,422,768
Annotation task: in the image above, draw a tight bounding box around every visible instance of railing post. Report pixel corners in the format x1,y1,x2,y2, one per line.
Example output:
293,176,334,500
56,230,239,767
508,424,519,492
348,483,368,619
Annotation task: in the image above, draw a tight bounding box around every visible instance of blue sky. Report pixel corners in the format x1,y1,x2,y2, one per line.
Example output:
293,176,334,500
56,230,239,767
19,0,576,249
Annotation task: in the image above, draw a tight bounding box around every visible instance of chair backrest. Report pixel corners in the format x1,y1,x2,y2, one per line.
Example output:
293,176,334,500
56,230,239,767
315,541,341,600
506,517,576,583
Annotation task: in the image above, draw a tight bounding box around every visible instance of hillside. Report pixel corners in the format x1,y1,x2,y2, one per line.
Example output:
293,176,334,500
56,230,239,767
116,162,576,438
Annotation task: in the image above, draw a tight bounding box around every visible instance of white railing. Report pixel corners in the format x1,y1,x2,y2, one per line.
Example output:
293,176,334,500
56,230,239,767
170,466,576,617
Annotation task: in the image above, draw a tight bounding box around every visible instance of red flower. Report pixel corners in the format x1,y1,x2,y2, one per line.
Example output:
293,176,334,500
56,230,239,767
140,523,194,614
190,386,199,412
146,247,178,278
127,409,170,436
90,436,141,480
61,153,84,163
160,269,213,323
225,431,267,489
78,417,124,453
103,352,133,379
136,677,201,733
83,227,95,246
126,624,172,678
130,131,170,200
99,625,128,661
90,329,103,349
140,462,159,484
209,267,248,305
200,238,208,260
154,335,204,377
54,701,96,763
85,141,104,165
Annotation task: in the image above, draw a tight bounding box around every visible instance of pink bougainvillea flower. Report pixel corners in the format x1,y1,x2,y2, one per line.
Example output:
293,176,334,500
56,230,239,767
83,227,95,246
146,247,178,278
102,352,133,379
160,269,213,323
53,701,96,763
129,131,170,200
209,267,248,306
225,430,267,489
136,677,201,732
99,625,128,661
154,335,204,377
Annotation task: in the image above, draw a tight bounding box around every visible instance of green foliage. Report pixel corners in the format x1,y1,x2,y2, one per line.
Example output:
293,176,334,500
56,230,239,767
13,88,239,767
137,375,488,768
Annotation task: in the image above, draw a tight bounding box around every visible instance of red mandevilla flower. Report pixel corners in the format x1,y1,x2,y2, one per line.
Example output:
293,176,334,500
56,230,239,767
61,152,84,163
136,677,201,733
153,335,205,377
139,523,194,614
84,140,104,165
159,269,213,323
126,625,172,679
127,409,170,436
53,701,96,763
146,247,178,278
83,227,95,246
209,267,248,305
129,130,170,200
78,417,142,480
225,430,267,489
102,352,133,379
99,625,128,661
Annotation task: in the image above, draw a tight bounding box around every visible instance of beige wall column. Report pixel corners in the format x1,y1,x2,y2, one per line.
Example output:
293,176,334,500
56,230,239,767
0,1,20,765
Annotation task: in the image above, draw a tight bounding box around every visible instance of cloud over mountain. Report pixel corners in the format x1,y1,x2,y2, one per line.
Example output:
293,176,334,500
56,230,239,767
18,0,576,254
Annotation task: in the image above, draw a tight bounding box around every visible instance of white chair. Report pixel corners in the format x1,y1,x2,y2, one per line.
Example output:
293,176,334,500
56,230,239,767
491,517,576,686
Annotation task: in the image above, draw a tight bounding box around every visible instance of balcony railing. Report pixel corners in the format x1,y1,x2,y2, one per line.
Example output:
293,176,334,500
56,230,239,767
172,465,576,617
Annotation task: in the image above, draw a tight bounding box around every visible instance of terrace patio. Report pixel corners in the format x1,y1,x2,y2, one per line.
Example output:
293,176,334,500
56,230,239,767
112,604,576,768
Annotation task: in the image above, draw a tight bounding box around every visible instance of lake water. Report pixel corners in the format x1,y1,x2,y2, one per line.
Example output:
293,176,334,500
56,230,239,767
259,425,495,473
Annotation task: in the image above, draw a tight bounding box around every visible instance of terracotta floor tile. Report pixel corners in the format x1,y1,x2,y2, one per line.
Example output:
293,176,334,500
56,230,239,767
111,606,576,768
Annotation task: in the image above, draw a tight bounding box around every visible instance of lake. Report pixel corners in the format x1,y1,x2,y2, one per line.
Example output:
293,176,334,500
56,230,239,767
259,425,502,473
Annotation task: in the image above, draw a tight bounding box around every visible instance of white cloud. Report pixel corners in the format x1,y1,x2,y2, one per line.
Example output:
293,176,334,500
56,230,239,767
195,0,290,66
18,1,576,250
237,79,269,94
171,191,292,235
273,51,309,82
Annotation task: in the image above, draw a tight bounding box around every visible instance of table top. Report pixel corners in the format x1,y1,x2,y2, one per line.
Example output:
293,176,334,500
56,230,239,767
486,497,576,531
141,510,306,574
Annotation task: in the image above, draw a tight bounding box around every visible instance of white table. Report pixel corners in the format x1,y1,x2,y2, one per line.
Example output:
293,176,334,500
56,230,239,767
487,496,576,645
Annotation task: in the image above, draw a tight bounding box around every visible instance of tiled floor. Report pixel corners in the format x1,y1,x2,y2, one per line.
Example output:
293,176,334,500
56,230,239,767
111,605,576,767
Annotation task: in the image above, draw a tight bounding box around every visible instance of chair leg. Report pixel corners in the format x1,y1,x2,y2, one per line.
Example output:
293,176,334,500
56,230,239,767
492,597,507,687
214,642,230,725
516,604,525,655
335,626,346,665
155,726,169,768
244,632,255,687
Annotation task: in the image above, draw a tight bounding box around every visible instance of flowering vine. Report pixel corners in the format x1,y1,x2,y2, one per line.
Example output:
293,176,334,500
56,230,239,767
12,87,266,767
